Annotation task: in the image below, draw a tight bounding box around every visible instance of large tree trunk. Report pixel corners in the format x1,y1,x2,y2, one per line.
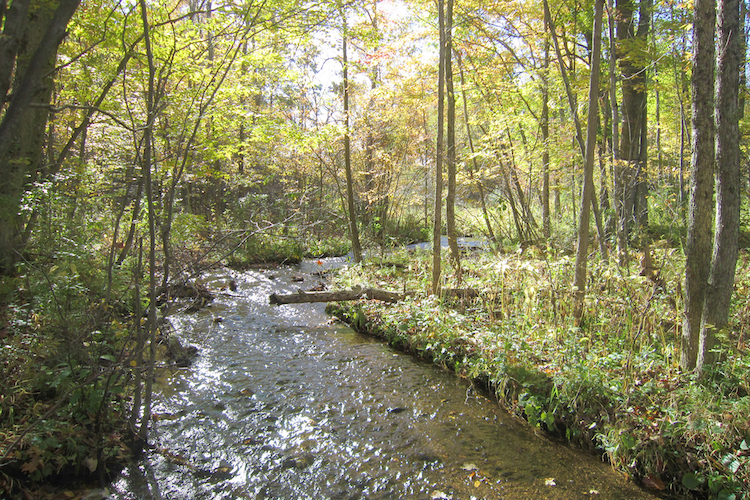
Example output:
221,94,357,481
0,0,81,275
615,0,651,256
698,0,741,372
682,0,716,371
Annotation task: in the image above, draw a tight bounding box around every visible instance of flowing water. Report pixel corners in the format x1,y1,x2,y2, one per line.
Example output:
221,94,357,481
112,260,654,499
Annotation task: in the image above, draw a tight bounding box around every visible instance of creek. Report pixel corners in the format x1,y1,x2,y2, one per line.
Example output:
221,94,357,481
111,258,654,499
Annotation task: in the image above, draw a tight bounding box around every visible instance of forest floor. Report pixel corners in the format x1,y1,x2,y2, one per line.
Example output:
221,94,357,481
325,244,750,500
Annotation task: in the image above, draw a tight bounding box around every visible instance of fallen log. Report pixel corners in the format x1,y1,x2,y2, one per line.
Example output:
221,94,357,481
270,287,407,305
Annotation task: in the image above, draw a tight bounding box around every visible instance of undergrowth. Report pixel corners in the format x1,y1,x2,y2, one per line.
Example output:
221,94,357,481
328,245,750,499
0,248,134,498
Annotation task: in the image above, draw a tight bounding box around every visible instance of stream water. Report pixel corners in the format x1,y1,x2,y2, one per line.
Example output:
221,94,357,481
111,259,655,499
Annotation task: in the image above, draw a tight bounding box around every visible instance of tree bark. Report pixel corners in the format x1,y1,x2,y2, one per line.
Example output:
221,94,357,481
682,0,716,371
0,0,81,274
615,0,651,254
698,0,741,372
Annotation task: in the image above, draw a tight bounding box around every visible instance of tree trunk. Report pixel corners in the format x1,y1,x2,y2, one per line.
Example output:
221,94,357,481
607,0,621,163
698,0,741,372
0,0,81,275
432,0,446,295
0,0,31,104
117,176,144,266
740,0,747,121
128,240,144,438
615,0,651,253
542,20,551,241
672,21,689,215
342,10,362,263
682,0,716,371
573,0,604,322
137,0,158,445
445,0,460,276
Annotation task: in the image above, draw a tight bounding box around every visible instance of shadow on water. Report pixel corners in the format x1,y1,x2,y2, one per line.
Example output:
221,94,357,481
111,260,655,500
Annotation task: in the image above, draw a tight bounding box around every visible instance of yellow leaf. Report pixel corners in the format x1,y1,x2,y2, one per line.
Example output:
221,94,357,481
130,360,138,367
474,480,481,488
64,491,75,498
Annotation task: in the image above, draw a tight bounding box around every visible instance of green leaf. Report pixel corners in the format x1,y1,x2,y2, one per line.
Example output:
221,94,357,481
681,472,701,490
621,434,636,450
717,489,735,500
708,475,725,493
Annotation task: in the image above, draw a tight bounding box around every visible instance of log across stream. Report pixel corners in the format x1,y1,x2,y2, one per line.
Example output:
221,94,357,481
269,286,479,305
269,286,408,305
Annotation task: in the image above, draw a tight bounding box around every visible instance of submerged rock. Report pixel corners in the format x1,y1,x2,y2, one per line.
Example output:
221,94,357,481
167,334,199,367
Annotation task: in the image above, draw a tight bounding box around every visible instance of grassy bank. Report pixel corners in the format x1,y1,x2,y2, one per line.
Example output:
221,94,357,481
326,246,750,499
